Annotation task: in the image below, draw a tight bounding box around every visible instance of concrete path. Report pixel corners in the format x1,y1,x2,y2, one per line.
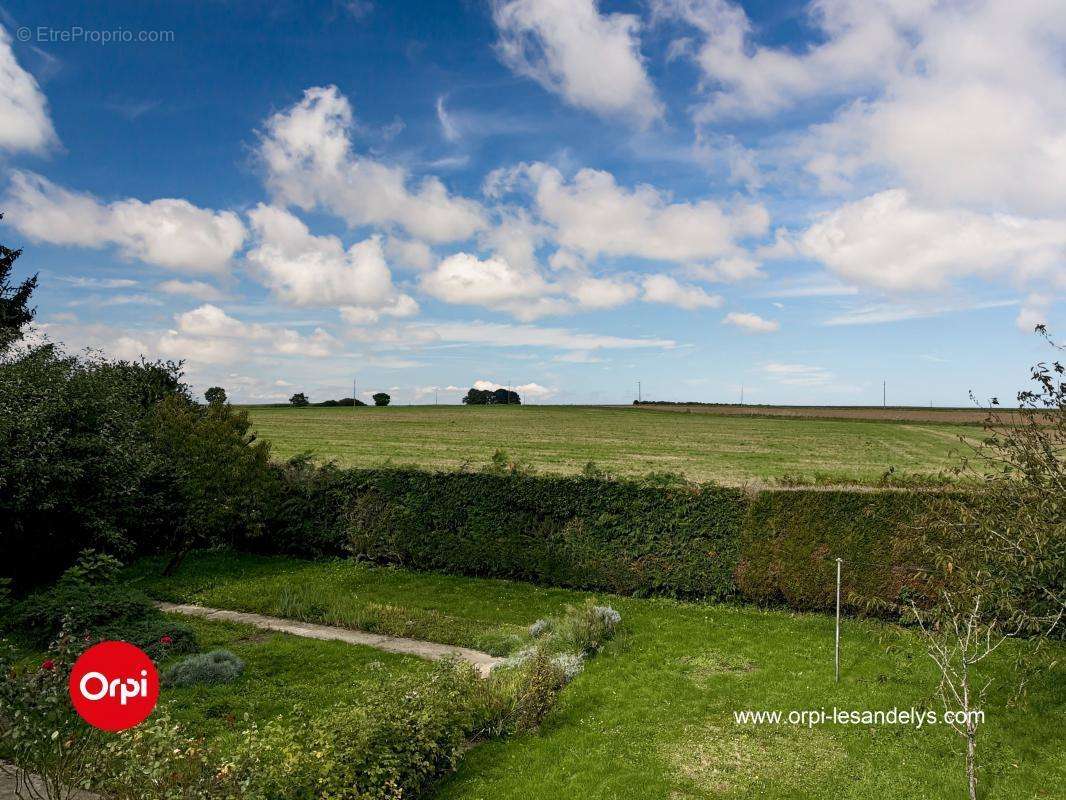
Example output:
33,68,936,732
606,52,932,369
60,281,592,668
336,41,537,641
157,602,503,677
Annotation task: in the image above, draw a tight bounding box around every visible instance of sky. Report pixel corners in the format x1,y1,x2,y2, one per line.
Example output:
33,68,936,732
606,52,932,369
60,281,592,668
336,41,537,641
0,0,1063,406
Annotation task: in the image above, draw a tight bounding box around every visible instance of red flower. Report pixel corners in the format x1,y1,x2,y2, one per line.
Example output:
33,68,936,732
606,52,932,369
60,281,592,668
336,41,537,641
41,660,55,671
160,635,173,645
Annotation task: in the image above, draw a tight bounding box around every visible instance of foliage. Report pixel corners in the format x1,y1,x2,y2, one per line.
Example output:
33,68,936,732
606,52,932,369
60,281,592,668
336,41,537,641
0,213,37,353
204,386,227,406
288,392,308,407
10,551,198,655
0,343,281,589
462,387,520,405
917,328,1065,641
317,397,366,407
549,601,621,655
371,392,390,407
163,649,244,688
0,621,103,800
228,658,483,800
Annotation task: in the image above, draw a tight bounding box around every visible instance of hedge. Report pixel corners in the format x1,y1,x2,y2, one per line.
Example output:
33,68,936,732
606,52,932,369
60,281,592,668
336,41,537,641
250,467,940,613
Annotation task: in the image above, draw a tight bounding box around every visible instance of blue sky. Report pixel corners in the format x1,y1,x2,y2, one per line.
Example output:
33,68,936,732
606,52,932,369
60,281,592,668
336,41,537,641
1,0,1062,405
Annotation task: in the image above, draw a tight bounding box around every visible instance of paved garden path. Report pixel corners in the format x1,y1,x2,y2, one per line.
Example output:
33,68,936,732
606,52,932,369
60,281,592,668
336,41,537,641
156,602,503,677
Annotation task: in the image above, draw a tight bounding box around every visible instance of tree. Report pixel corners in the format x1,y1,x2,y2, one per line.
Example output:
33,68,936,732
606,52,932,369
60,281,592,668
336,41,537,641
372,392,390,407
462,387,521,405
0,213,38,352
204,386,227,406
907,326,1065,800
492,388,521,405
462,388,492,405
289,392,309,407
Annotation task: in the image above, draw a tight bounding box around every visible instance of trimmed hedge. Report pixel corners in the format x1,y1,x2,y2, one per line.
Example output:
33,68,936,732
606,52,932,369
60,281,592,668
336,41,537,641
250,467,939,612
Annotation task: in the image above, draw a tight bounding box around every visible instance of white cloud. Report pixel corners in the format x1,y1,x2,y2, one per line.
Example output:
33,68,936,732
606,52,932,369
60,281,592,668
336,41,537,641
799,189,1066,292
435,95,460,142
492,0,662,126
641,274,722,310
246,204,417,319
421,252,556,318
1016,293,1052,333
385,235,435,271
722,311,778,333
0,25,58,153
350,319,675,352
157,280,224,301
3,171,245,273
823,299,1016,327
684,255,762,283
166,303,338,362
655,0,927,121
492,162,768,265
259,85,486,242
568,276,638,309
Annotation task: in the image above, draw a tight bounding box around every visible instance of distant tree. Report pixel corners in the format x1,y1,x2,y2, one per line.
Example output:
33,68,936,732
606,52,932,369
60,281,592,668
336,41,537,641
204,386,227,406
462,388,492,405
372,392,390,407
463,387,520,405
0,213,38,352
492,388,521,405
289,392,309,407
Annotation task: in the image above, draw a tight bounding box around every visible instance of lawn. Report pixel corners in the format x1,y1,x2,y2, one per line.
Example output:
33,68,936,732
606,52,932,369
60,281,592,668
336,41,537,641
131,552,1066,800
241,405,973,485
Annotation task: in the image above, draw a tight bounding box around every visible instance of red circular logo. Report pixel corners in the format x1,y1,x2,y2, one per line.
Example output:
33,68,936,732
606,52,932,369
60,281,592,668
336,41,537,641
68,641,159,731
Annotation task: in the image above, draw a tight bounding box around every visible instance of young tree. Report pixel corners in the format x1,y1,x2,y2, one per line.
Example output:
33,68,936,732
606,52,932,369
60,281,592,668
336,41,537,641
289,392,309,407
0,213,38,352
910,326,1065,799
204,386,227,406
372,392,390,407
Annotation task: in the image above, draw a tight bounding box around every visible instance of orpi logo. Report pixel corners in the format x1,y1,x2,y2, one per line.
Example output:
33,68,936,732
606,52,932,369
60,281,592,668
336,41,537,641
68,641,159,731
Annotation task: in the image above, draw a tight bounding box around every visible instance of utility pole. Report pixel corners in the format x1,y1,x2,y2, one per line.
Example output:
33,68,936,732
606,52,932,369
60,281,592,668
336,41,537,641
637,380,642,403
740,384,744,405
353,376,357,409
883,381,886,408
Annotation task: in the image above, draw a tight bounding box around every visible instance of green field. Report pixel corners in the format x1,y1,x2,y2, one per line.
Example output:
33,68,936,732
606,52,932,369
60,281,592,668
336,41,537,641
133,553,1066,800
243,405,976,485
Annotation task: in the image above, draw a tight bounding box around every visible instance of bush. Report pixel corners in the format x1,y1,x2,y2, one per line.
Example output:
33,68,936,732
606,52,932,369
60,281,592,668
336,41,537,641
164,650,245,688
10,551,198,654
0,343,282,590
551,601,621,655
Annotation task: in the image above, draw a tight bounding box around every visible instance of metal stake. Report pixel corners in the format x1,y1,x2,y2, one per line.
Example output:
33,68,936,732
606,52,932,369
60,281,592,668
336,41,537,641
835,557,842,684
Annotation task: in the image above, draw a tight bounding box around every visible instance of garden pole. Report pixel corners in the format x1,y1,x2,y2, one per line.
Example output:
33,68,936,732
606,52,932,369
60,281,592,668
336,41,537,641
835,558,842,684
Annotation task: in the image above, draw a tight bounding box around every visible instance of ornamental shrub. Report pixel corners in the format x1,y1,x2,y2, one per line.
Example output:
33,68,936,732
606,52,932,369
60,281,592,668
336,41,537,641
163,650,245,688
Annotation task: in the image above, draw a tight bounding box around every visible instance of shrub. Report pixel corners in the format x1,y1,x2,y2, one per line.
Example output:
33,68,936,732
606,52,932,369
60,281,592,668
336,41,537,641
164,650,245,688
10,551,197,654
0,621,105,799
552,601,621,655
230,658,482,800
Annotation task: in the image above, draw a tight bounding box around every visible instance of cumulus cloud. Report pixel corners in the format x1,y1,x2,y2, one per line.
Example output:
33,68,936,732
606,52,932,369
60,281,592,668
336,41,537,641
489,162,768,265
165,303,338,362
246,205,417,322
259,85,486,242
641,274,722,310
799,189,1066,292
473,378,555,398
722,311,779,332
420,252,557,319
655,0,926,121
492,0,662,126
3,171,245,273
0,25,58,153
568,276,639,309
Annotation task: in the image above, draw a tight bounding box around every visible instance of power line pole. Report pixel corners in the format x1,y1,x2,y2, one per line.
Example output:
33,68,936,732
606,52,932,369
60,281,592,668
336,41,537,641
353,376,357,409
740,384,744,405
883,380,886,408
637,380,642,403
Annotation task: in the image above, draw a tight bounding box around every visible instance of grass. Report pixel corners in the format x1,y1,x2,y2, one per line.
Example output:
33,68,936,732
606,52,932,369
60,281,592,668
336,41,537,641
157,615,433,743
241,405,974,485
134,552,1066,800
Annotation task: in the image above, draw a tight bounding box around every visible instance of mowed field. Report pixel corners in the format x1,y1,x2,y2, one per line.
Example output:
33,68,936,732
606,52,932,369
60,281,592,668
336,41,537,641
243,405,978,485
